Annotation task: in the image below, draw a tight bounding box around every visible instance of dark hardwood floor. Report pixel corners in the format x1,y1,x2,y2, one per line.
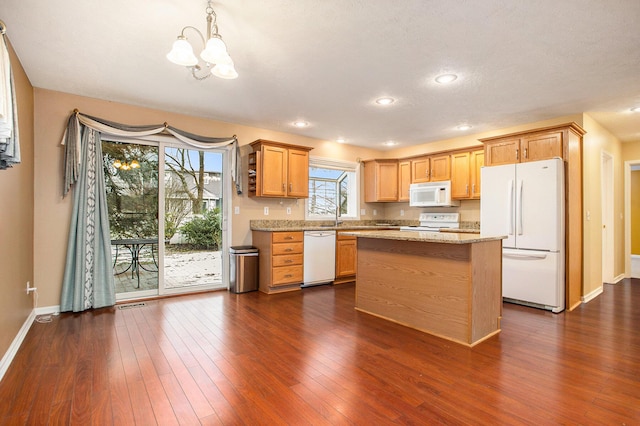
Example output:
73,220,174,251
1,279,639,425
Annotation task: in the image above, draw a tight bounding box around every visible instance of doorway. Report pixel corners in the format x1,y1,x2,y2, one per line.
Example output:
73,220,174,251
625,161,640,279
102,138,227,300
601,151,614,284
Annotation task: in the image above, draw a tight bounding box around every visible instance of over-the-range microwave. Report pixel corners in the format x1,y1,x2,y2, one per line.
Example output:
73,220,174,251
409,181,460,207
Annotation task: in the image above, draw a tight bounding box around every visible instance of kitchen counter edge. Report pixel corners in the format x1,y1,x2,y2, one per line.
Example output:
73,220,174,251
342,230,505,244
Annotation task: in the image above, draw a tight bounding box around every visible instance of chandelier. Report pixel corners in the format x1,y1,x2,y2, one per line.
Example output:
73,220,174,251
113,159,140,171
166,1,238,80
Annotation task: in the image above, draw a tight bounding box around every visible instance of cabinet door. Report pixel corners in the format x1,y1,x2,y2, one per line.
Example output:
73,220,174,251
377,162,399,201
430,154,451,181
485,138,520,166
451,152,471,199
411,157,430,183
287,149,309,197
398,161,411,201
471,150,484,199
261,145,287,196
336,237,357,278
521,131,563,162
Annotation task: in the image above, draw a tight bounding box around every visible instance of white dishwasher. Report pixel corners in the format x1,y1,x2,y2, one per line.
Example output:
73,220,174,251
302,230,336,287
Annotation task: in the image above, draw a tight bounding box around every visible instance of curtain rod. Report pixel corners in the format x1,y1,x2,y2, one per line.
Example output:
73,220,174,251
0,20,5,35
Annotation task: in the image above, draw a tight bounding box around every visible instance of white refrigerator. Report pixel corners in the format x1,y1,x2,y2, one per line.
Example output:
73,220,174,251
480,158,565,313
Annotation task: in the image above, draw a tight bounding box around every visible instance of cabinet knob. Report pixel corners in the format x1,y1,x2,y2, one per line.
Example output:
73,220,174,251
284,274,292,278
285,236,293,240
289,183,292,192
472,183,476,194
466,184,469,195
524,148,528,159
285,248,293,252
285,259,293,263
282,183,285,191
516,149,519,161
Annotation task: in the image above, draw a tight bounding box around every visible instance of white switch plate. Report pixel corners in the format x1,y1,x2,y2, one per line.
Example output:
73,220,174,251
264,207,269,215
286,207,291,215
373,209,377,216
400,209,405,216
586,211,590,221
360,209,366,216
234,206,240,215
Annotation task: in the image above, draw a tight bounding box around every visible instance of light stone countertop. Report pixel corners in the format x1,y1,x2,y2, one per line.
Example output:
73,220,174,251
249,219,481,233
342,230,505,244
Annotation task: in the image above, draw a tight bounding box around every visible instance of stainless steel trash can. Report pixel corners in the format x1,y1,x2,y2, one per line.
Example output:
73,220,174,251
229,246,259,293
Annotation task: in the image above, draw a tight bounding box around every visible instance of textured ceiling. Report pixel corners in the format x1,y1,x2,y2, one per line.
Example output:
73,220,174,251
3,0,640,148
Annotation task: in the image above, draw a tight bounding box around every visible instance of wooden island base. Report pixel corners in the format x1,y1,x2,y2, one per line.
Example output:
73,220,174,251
355,237,502,347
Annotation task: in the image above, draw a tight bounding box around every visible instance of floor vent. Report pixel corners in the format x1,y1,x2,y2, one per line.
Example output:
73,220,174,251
117,302,146,310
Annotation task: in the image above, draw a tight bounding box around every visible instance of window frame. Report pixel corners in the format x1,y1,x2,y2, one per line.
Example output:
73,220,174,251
305,156,360,221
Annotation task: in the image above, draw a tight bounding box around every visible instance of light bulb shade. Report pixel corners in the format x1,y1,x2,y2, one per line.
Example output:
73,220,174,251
130,159,140,169
200,36,228,64
211,61,238,79
113,159,122,169
167,37,198,66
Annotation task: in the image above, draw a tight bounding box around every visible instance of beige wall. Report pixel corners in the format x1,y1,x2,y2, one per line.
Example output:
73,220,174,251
32,89,382,307
0,40,34,357
582,114,625,293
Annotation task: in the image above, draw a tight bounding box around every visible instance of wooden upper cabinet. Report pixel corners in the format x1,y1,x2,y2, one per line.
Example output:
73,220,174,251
249,140,312,198
451,152,471,199
482,130,563,166
287,148,310,197
471,149,484,198
430,154,451,181
398,160,411,201
411,156,430,183
410,154,450,183
364,159,399,202
521,131,563,162
483,137,520,166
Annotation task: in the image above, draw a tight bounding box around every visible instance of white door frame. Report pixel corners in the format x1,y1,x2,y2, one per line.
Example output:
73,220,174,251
624,160,640,278
601,151,614,284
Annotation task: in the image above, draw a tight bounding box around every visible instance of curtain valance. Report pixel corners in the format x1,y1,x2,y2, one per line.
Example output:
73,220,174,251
61,110,242,195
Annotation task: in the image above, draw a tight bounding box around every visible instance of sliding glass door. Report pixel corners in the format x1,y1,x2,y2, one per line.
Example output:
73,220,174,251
103,138,227,300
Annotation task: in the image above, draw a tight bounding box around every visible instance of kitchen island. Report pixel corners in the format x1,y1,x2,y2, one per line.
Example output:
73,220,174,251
344,230,505,347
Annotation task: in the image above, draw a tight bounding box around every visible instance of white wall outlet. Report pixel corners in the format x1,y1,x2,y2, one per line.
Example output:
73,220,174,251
586,211,591,221
264,207,269,215
400,209,405,216
234,206,240,215
286,207,291,215
373,209,377,216
360,209,366,216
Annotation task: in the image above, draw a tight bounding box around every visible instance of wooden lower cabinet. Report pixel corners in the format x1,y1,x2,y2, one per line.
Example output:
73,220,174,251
252,231,303,294
334,232,357,284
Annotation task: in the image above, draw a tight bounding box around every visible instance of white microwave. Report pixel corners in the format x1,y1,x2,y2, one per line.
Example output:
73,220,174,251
409,181,460,207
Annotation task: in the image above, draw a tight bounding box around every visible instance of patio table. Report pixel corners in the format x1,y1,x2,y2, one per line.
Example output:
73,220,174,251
111,238,159,288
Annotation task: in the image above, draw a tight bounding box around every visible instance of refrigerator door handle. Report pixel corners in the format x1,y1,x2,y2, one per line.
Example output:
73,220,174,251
503,252,548,260
517,179,524,235
508,180,514,235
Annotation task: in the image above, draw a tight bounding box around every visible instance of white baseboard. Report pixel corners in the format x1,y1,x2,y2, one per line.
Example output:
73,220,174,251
612,274,625,284
36,305,60,315
0,309,35,382
582,286,603,304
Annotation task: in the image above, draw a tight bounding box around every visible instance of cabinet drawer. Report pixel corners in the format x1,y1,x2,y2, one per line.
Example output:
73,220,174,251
337,233,357,241
273,232,303,243
272,242,303,255
272,265,303,286
272,254,303,267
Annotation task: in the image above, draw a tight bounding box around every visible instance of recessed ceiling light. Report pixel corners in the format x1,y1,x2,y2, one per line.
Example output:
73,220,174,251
631,107,640,112
375,97,395,105
435,74,458,84
336,138,346,143
456,124,472,131
292,120,309,128
383,141,398,146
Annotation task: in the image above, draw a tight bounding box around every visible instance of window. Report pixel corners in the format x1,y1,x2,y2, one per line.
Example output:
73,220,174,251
306,157,360,220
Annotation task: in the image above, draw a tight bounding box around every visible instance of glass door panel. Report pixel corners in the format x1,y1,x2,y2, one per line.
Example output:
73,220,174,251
163,147,224,291
103,140,159,298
